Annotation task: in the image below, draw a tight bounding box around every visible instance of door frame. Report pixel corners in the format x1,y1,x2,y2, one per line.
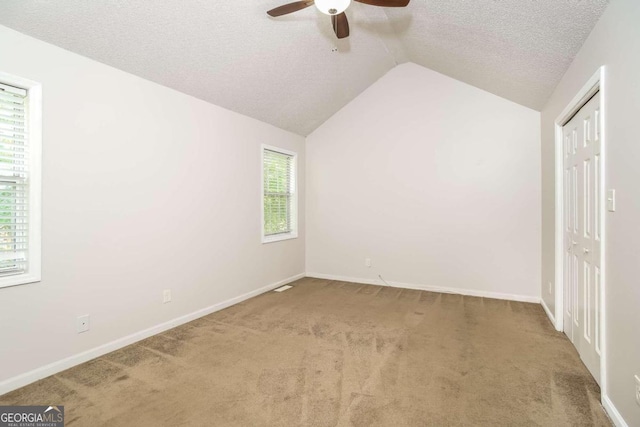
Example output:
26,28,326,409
553,66,606,392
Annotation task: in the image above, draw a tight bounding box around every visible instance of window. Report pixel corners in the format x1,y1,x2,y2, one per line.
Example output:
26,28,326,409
262,145,297,243
0,74,41,288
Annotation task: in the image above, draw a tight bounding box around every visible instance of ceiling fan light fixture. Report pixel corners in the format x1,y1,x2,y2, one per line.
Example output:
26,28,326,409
315,0,350,15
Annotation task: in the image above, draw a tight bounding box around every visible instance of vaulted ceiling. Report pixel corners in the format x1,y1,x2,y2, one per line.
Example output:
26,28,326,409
0,0,608,136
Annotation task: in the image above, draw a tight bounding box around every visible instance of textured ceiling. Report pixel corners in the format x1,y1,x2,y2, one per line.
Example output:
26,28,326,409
0,0,608,136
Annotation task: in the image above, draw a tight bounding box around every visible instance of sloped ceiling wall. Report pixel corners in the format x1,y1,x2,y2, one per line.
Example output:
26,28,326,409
306,63,541,299
0,0,608,135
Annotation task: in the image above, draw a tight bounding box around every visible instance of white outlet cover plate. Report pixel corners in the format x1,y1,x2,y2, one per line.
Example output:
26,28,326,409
77,315,90,333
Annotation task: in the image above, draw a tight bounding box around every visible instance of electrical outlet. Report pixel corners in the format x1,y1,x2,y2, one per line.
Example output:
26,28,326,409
77,315,90,333
635,375,640,406
365,258,372,268
163,289,171,304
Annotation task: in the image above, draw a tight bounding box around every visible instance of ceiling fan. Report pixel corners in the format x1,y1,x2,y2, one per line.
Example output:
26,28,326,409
267,0,410,39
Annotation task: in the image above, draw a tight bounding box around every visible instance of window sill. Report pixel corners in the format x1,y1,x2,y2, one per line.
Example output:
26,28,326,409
262,233,298,244
0,272,41,289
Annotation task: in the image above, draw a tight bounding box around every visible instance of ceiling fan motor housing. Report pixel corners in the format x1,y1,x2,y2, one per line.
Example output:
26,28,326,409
266,0,411,39
315,0,351,15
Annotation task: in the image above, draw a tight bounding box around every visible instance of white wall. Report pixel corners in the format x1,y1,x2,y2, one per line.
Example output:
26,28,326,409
540,0,640,424
0,25,305,390
306,63,541,301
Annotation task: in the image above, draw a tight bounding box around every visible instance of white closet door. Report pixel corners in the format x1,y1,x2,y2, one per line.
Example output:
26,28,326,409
562,93,601,383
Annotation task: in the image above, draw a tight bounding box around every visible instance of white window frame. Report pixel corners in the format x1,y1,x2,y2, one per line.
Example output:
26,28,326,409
0,72,42,289
261,144,298,244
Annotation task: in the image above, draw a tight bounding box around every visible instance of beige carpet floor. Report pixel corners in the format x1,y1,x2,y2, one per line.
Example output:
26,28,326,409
1,278,611,426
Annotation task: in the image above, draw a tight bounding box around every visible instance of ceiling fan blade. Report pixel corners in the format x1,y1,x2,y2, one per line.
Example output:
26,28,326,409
331,12,349,39
354,0,409,7
267,1,314,17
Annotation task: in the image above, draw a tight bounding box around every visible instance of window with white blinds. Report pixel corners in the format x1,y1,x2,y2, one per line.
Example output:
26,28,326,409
0,77,41,288
262,146,297,242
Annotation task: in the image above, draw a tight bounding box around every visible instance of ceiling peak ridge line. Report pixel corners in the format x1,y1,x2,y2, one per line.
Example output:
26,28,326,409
378,7,407,66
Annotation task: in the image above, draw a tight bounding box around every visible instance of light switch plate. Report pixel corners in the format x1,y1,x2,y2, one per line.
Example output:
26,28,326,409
607,189,616,212
163,289,171,304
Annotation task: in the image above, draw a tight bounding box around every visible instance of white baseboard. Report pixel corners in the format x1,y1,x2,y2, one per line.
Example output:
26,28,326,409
602,394,629,427
305,272,540,303
540,297,560,330
0,272,305,396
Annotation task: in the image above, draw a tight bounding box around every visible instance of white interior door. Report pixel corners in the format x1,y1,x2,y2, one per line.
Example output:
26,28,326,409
562,93,601,383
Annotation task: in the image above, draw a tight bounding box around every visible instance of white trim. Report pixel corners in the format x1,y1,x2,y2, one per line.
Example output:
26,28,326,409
0,72,42,289
540,297,557,328
261,144,299,244
602,395,629,427
553,66,607,394
262,233,298,244
0,272,305,395
306,272,540,303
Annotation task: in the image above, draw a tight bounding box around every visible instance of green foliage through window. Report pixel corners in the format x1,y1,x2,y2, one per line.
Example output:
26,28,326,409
263,149,294,236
